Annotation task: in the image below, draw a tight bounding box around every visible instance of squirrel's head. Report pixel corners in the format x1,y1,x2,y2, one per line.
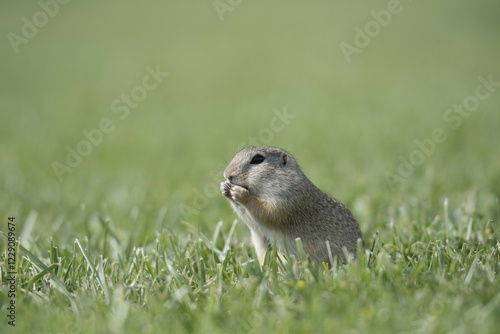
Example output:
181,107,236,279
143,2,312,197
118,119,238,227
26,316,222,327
223,146,306,201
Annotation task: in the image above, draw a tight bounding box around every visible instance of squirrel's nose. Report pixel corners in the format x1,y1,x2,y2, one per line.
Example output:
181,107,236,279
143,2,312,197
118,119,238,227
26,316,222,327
223,165,235,181
223,170,233,182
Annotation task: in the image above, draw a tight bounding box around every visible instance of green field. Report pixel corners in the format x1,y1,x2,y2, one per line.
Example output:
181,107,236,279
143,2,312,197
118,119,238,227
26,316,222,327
1,0,500,333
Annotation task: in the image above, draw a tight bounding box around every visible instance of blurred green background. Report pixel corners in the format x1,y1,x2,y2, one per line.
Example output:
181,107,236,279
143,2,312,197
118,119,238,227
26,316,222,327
1,0,500,238
1,0,500,332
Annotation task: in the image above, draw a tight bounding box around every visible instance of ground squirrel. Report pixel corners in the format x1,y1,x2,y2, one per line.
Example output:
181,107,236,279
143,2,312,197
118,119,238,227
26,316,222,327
220,146,363,265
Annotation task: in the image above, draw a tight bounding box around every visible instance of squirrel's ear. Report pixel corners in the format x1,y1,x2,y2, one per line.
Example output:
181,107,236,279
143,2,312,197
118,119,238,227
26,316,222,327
281,154,287,166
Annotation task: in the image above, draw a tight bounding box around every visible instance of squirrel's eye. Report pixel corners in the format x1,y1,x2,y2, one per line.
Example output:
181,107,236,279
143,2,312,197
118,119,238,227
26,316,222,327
250,154,265,164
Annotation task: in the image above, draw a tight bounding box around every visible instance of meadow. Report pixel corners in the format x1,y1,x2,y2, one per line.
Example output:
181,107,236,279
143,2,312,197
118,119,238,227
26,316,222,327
1,0,500,333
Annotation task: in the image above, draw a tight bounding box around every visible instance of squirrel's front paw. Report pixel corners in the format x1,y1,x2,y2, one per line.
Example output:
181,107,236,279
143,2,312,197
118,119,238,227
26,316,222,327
221,181,250,204
221,181,232,198
230,184,250,203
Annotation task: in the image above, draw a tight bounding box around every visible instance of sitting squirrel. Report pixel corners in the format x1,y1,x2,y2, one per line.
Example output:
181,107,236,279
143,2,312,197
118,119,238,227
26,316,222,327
221,146,363,265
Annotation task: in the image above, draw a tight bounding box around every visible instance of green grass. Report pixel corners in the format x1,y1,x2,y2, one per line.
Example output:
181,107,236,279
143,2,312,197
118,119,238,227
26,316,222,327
1,0,500,333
